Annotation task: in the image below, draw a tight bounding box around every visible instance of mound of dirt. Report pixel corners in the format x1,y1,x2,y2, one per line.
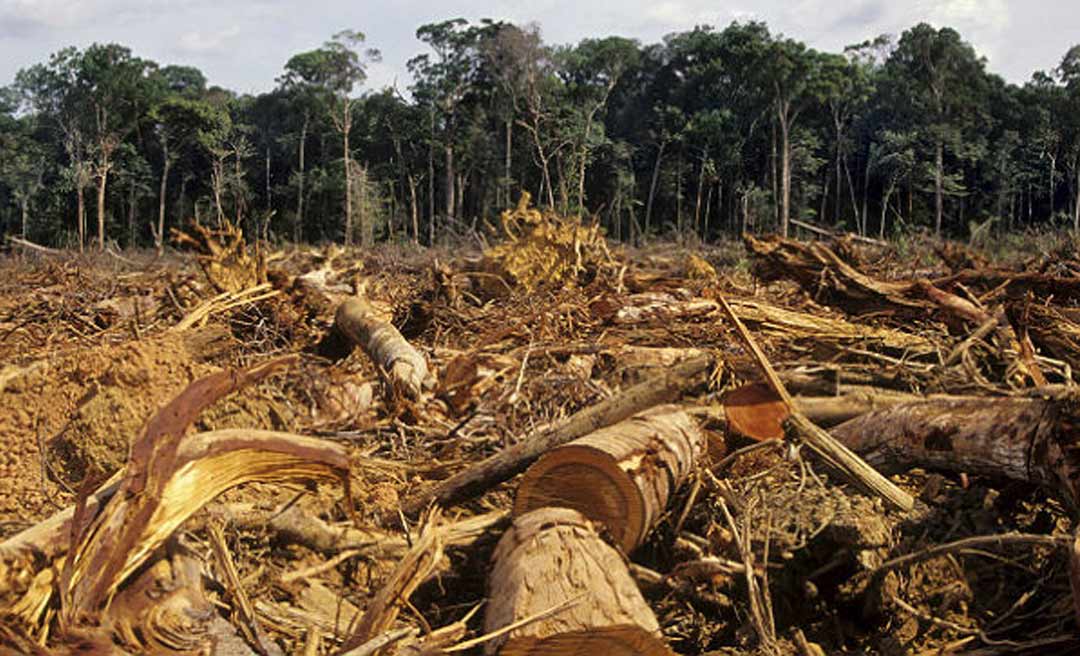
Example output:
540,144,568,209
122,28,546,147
0,326,233,523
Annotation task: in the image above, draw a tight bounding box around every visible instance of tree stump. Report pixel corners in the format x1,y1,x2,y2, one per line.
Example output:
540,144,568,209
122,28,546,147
484,507,673,656
514,406,704,553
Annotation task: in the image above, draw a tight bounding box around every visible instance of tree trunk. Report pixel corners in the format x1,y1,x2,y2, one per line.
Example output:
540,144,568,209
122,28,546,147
96,169,108,251
264,146,271,214
211,159,226,227
860,156,870,237
644,140,666,237
577,121,592,212
1050,154,1057,218
295,113,308,242
1074,165,1080,234
77,183,86,252
157,155,170,254
444,143,455,227
778,103,792,239
835,118,843,228
515,407,704,553
505,118,512,210
343,104,353,246
694,155,706,236
428,119,436,245
880,181,896,239
843,158,861,235
484,507,673,656
771,119,779,228
830,395,1080,508
127,181,136,247
935,138,944,236
20,198,28,239
408,174,419,246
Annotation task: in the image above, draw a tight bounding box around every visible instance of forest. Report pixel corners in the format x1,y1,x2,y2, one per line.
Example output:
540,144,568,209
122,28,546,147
1,18,1080,249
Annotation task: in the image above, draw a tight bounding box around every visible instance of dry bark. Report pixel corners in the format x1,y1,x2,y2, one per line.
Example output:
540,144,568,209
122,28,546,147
484,508,674,656
514,405,705,553
335,296,431,400
829,393,1080,507
727,298,934,354
401,354,713,515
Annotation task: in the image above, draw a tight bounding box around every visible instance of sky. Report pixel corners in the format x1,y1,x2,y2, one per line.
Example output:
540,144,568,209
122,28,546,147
1,0,1077,95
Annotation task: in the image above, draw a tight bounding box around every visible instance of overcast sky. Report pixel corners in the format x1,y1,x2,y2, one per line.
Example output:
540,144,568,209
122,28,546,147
1,0,1077,95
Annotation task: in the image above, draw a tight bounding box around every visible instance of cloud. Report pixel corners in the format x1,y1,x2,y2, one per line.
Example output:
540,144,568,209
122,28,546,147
177,26,242,54
0,0,1072,94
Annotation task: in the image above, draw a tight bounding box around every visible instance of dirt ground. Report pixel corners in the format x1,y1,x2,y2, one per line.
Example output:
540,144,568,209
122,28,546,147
1,225,1079,655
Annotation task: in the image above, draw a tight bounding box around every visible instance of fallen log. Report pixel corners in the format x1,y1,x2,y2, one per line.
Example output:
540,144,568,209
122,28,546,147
933,268,1080,303
744,233,926,314
829,393,1080,507
335,296,431,401
401,354,714,515
722,383,928,440
514,406,705,553
483,507,674,656
6,236,62,256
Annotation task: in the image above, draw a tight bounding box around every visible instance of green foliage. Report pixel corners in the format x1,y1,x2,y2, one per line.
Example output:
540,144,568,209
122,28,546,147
2,20,1079,248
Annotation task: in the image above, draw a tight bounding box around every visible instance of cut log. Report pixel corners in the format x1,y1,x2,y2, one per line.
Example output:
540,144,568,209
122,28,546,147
829,393,1080,507
723,383,789,441
722,383,927,440
401,354,714,515
484,507,674,656
335,296,431,400
514,406,705,553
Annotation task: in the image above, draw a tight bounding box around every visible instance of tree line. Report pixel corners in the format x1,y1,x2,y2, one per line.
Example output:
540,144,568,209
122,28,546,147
2,19,1079,250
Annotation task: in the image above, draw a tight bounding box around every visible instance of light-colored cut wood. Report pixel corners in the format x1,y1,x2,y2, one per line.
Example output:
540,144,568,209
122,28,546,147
484,508,673,656
514,406,704,553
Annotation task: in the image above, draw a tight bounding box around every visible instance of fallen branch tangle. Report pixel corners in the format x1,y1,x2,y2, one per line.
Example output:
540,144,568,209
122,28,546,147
9,224,1080,655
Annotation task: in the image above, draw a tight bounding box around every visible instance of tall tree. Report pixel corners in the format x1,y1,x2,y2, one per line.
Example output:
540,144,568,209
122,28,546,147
560,36,640,212
281,32,378,244
76,44,157,249
883,24,988,235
